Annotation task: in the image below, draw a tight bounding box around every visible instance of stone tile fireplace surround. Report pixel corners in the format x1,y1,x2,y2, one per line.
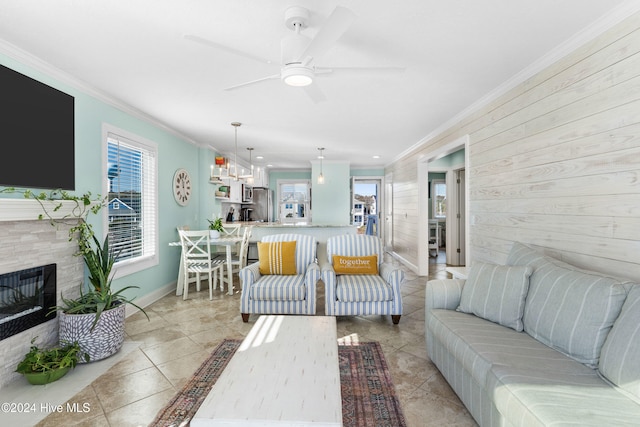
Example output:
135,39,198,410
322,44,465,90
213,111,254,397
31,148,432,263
0,199,84,389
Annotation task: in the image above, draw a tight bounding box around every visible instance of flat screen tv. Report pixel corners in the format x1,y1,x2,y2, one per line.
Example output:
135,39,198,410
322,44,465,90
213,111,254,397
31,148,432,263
0,64,75,190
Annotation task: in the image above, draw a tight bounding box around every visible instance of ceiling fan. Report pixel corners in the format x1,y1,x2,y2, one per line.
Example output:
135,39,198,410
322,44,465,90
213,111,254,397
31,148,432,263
184,6,403,103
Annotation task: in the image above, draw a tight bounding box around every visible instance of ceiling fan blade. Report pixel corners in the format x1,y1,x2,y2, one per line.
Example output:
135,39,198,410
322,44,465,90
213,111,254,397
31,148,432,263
315,66,405,76
303,83,327,103
225,74,281,91
184,34,274,65
297,6,356,63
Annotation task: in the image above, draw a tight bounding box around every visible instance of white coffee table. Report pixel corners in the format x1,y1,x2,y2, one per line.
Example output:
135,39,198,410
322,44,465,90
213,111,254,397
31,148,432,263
191,315,342,426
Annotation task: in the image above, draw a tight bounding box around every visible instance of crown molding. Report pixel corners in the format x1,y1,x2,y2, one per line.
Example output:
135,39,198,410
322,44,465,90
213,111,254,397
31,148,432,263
0,39,201,147
391,1,640,165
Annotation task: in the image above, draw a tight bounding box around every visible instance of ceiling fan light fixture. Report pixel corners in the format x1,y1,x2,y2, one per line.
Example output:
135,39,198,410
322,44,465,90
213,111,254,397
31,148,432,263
282,65,314,87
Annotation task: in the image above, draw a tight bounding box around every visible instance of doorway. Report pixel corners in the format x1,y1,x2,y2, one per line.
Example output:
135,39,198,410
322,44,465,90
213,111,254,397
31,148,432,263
417,135,470,276
351,177,384,241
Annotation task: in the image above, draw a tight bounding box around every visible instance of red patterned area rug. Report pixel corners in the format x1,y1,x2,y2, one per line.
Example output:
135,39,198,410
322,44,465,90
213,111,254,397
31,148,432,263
150,339,407,427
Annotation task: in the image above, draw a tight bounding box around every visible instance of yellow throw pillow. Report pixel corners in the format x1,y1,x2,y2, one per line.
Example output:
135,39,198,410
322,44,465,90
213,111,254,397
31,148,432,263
258,241,297,275
333,255,378,275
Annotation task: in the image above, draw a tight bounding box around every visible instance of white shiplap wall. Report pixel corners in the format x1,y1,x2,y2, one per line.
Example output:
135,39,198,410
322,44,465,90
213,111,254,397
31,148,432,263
389,12,640,282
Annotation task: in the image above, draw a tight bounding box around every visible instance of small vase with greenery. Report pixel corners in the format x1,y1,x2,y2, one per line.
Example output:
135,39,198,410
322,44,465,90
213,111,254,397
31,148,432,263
207,216,224,239
15,337,87,385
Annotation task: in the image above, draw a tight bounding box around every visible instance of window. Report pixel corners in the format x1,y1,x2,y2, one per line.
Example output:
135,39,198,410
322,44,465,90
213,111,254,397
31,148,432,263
278,180,310,223
432,180,446,219
104,125,158,277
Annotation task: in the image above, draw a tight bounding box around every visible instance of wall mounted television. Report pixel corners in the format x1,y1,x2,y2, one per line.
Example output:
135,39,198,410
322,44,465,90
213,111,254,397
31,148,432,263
0,64,75,190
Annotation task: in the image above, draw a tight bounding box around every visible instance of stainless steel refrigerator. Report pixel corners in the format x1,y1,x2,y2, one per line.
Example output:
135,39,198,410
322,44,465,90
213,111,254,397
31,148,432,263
250,188,272,222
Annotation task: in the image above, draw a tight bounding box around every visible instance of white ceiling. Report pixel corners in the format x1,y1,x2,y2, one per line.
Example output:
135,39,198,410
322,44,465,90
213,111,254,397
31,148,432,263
0,0,635,170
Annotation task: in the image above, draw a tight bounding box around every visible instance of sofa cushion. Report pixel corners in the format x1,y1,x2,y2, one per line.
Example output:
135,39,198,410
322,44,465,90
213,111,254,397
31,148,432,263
251,274,306,301
336,274,392,302
457,261,532,331
599,285,640,400
487,365,640,426
507,242,628,367
428,309,595,390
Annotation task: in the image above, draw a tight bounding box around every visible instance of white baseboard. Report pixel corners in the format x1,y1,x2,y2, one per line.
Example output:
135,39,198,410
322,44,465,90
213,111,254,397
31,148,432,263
125,282,176,318
388,251,419,275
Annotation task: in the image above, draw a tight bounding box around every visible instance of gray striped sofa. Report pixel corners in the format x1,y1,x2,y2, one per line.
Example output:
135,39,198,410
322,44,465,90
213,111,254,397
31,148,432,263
425,242,640,426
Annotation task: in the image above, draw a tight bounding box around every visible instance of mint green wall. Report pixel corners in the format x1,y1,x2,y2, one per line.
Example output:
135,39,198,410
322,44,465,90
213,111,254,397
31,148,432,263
268,170,311,221
350,168,384,176
312,161,350,225
268,170,311,189
267,167,382,225
199,147,223,226
430,149,465,167
0,54,201,300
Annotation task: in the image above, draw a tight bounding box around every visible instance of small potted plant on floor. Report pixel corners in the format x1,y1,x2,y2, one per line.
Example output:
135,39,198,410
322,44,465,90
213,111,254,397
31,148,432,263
15,337,87,385
208,216,224,239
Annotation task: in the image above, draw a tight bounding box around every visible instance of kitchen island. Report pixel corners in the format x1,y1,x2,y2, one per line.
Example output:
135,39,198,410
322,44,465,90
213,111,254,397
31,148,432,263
224,222,358,263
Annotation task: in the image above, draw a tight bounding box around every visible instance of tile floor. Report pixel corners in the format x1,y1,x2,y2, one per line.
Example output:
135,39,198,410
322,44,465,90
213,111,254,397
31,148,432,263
36,256,476,427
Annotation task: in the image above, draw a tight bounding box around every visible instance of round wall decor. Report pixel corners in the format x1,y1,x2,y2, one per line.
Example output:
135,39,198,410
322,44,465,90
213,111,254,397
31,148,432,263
173,168,192,206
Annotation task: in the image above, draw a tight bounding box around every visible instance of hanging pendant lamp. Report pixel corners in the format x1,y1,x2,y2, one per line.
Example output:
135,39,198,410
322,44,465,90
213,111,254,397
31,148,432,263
317,147,325,184
231,122,241,180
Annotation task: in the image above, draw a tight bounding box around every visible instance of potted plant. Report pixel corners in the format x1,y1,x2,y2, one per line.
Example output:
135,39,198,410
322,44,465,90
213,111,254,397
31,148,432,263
51,233,148,362
15,337,87,385
208,217,224,239
1,188,148,362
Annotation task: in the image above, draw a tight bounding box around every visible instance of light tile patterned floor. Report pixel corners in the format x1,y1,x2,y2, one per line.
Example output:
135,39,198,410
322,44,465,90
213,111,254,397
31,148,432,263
37,256,476,427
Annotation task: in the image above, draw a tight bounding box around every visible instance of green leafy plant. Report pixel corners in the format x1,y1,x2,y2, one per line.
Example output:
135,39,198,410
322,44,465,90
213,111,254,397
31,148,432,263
1,187,148,329
207,217,224,232
50,234,148,331
0,188,105,255
15,337,88,375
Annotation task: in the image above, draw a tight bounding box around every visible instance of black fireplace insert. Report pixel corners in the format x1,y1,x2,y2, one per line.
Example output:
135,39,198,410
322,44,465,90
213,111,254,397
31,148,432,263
0,264,57,340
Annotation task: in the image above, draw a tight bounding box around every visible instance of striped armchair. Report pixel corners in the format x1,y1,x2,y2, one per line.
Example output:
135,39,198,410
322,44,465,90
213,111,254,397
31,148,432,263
322,234,404,324
240,234,319,322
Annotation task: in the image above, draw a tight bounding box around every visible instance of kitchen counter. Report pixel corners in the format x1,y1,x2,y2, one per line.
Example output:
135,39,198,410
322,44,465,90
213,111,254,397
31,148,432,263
225,222,358,263
224,221,355,228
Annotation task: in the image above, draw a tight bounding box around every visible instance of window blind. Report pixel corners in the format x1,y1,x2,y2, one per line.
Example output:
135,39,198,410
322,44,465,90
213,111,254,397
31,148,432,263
107,132,157,264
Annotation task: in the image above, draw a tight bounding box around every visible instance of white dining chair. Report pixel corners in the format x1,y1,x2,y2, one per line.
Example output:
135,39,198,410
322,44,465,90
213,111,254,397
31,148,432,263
212,224,243,260
225,226,252,278
178,230,225,300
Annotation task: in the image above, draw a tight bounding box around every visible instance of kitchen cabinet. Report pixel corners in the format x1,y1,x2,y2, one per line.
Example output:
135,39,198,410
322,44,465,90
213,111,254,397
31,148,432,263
226,180,242,203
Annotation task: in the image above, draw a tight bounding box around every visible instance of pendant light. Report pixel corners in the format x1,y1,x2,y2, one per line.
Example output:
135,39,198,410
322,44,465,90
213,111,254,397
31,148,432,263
317,147,325,184
241,147,255,183
231,122,241,180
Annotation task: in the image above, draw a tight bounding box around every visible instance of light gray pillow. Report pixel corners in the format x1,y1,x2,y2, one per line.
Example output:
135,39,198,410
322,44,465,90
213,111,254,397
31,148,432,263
457,261,532,331
598,285,640,399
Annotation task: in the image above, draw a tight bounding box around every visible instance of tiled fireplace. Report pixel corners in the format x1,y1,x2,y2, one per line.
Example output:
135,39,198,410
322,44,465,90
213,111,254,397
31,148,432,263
0,200,83,388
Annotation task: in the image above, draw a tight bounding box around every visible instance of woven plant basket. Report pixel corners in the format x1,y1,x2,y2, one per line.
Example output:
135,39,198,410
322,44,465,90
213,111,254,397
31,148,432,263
59,303,126,363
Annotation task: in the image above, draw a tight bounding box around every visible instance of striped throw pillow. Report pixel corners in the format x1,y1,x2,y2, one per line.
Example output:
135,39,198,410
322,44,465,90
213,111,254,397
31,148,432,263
457,261,532,331
257,241,297,275
598,285,640,399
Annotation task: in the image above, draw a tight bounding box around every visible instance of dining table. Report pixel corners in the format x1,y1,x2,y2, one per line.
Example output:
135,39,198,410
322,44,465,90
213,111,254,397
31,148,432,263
169,235,243,296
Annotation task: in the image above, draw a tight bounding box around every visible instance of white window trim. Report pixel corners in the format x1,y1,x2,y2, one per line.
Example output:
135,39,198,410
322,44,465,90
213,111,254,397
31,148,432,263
102,123,159,279
277,179,311,224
